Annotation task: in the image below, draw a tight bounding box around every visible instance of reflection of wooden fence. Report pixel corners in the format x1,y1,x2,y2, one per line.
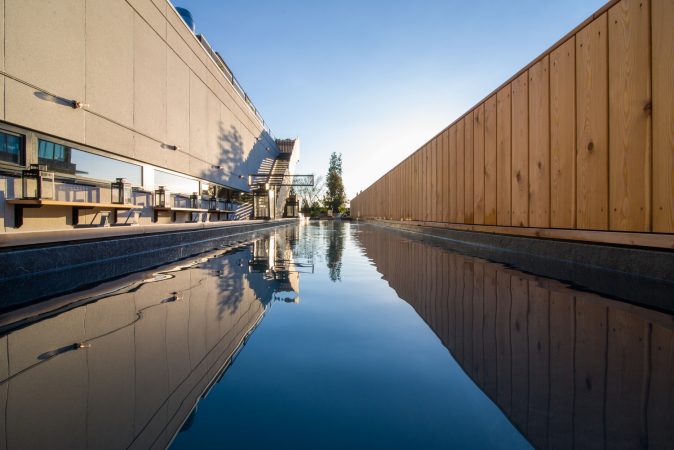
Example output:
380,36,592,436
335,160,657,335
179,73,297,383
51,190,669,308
358,229,674,449
351,0,674,245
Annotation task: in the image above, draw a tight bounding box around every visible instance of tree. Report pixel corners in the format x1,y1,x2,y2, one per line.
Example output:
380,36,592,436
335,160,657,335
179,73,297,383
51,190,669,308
296,174,325,211
324,152,346,213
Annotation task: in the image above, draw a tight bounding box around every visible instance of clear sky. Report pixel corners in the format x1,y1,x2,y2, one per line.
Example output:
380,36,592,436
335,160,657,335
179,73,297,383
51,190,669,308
175,0,607,200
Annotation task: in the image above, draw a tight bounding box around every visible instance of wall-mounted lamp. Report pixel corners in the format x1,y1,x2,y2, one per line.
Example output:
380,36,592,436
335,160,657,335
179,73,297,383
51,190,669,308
161,144,182,151
238,174,244,179
72,100,89,109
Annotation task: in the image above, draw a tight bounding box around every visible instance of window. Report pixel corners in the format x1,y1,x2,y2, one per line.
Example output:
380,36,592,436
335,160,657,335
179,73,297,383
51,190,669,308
38,139,142,185
0,130,24,165
155,170,199,195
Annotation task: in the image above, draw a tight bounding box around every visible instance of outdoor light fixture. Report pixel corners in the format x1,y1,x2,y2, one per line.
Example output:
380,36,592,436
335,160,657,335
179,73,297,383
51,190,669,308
209,195,218,210
72,100,89,109
111,178,133,205
154,186,171,208
212,165,222,170
21,164,55,200
190,192,199,209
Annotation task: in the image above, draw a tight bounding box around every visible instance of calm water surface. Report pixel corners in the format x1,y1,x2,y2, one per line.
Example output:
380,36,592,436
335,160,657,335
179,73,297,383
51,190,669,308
1,222,672,449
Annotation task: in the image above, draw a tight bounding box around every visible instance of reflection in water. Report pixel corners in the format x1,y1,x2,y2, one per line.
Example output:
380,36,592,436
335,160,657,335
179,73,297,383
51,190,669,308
0,227,305,450
356,227,674,450
324,221,345,282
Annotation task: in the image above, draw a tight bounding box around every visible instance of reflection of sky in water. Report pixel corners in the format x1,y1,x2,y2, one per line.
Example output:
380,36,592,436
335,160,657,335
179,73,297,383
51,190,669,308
173,222,533,450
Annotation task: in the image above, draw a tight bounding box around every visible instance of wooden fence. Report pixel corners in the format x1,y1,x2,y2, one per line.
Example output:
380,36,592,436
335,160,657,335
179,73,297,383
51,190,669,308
351,0,673,247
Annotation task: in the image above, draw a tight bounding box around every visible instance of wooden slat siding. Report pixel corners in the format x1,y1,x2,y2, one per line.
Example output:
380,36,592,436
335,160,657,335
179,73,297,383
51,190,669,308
484,95,498,224
551,38,577,228
440,130,448,223
609,0,651,231
496,270,512,411
574,294,607,448
510,275,530,431
457,118,466,223
549,292,575,450
449,125,457,222
427,143,433,221
465,111,475,224
431,142,436,221
472,262,485,384
527,282,550,449
474,104,486,224
529,56,551,228
605,308,648,448
512,73,530,227
482,264,498,400
648,322,674,448
497,85,513,226
652,0,674,232
577,14,609,230
436,136,442,222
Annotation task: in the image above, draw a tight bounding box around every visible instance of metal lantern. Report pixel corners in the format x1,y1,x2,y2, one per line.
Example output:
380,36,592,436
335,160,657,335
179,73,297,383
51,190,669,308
21,164,55,200
190,192,199,209
111,178,133,204
154,186,171,208
209,195,217,210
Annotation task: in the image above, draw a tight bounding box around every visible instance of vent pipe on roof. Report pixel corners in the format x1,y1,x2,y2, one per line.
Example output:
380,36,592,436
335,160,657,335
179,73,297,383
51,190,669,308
175,7,195,33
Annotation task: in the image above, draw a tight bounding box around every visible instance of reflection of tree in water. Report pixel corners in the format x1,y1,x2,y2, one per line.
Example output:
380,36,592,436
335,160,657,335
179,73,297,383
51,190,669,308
325,222,345,282
213,248,248,318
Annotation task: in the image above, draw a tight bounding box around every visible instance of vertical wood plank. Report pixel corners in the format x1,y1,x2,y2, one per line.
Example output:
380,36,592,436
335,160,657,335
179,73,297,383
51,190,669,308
450,125,457,222
497,85,512,225
512,73,530,227
465,111,475,224
652,0,674,232
437,135,443,222
529,56,551,228
576,14,609,230
609,0,651,231
442,130,450,222
474,104,486,224
485,95,498,224
551,37,577,228
457,118,466,223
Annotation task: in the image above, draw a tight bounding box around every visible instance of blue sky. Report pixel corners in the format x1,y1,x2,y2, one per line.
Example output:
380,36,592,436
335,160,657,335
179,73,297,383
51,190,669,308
176,0,607,199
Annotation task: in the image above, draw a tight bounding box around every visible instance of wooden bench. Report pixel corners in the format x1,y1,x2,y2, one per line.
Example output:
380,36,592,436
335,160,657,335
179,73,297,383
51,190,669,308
153,206,208,222
7,199,141,228
207,208,237,221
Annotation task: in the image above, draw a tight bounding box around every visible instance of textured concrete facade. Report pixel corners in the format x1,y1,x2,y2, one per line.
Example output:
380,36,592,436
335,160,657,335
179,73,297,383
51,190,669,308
0,0,279,191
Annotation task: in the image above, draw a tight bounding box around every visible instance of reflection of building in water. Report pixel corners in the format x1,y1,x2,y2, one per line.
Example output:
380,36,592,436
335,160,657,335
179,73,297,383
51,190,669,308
358,229,674,450
0,237,305,449
248,227,313,304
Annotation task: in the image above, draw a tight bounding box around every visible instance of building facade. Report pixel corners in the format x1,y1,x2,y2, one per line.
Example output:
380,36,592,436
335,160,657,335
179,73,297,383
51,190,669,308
0,0,298,236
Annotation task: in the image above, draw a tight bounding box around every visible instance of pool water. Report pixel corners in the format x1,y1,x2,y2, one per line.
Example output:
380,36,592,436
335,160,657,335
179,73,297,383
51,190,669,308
0,222,672,449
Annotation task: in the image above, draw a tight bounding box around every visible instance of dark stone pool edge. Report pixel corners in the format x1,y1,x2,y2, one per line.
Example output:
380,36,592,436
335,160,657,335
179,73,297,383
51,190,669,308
361,219,674,313
0,219,296,311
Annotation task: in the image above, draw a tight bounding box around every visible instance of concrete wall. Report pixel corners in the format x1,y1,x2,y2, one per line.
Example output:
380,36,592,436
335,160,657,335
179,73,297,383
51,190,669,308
351,0,674,245
0,0,279,192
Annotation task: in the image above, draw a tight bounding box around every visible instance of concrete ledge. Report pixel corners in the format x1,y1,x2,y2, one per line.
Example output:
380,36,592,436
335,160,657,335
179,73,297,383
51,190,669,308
0,219,282,248
363,219,674,313
0,219,296,311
